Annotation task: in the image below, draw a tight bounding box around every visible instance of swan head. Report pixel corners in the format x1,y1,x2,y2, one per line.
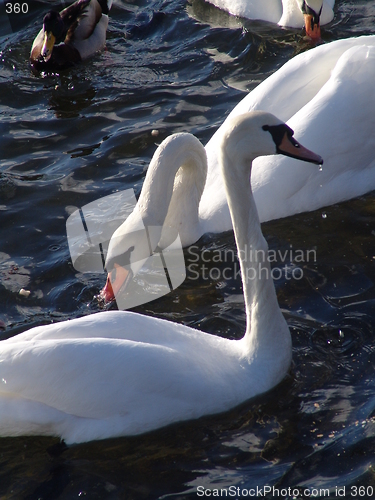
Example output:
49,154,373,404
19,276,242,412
100,244,134,304
99,212,155,304
100,113,323,303
41,11,65,61
298,0,324,40
220,111,323,170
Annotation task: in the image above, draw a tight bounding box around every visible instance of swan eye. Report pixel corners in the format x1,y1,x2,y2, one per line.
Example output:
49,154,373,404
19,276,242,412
262,124,295,148
105,245,135,275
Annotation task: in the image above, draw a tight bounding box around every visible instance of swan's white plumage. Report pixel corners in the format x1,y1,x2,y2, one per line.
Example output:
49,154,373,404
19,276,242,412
106,36,375,257
0,112,296,444
199,35,375,233
105,133,208,272
203,0,334,28
0,312,251,442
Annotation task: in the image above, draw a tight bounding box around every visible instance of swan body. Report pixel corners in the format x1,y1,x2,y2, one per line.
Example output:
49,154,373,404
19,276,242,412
203,0,335,37
199,35,375,233
30,0,112,71
0,311,286,443
0,112,322,444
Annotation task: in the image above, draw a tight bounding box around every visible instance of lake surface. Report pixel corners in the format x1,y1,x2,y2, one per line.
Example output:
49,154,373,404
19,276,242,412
1,0,375,498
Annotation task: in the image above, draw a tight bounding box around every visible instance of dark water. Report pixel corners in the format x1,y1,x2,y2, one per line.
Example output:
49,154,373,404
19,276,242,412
1,0,375,498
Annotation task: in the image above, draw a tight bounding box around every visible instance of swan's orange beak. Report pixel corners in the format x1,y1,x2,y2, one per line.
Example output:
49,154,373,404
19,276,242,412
100,263,131,303
304,13,321,40
41,31,56,62
278,132,323,165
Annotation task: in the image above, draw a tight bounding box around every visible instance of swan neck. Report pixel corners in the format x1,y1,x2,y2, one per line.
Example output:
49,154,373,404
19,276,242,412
220,153,285,350
137,135,207,246
138,149,181,226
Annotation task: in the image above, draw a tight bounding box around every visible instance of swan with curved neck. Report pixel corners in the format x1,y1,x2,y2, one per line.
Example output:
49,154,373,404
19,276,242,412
102,112,323,302
102,133,208,301
202,0,335,39
0,112,322,444
105,37,375,285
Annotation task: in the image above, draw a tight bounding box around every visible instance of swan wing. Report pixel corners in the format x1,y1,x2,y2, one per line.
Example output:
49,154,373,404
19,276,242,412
203,0,334,26
253,43,375,219
204,0,283,24
0,312,244,443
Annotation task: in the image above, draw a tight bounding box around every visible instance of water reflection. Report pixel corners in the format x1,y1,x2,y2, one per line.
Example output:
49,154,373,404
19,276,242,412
1,0,375,497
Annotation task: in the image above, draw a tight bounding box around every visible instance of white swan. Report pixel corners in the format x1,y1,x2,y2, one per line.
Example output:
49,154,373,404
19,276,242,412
103,36,375,297
202,0,335,38
101,132,208,301
0,112,322,444
199,35,375,232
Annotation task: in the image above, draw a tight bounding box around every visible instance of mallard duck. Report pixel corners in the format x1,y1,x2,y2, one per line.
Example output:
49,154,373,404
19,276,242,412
30,0,112,71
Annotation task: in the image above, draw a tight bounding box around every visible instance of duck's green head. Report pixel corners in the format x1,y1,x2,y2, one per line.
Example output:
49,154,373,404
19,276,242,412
41,11,65,61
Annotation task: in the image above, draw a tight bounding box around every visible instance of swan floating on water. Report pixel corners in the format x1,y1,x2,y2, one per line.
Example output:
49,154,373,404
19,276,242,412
107,35,375,260
104,35,375,283
202,0,335,39
200,35,375,233
30,0,112,71
101,132,208,302
0,112,322,444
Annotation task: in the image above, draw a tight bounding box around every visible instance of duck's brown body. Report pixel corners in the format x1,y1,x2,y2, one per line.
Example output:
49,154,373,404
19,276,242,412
30,0,111,71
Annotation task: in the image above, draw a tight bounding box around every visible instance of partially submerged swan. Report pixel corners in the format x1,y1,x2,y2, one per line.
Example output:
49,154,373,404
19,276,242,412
0,112,322,444
202,0,335,39
101,132,208,302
